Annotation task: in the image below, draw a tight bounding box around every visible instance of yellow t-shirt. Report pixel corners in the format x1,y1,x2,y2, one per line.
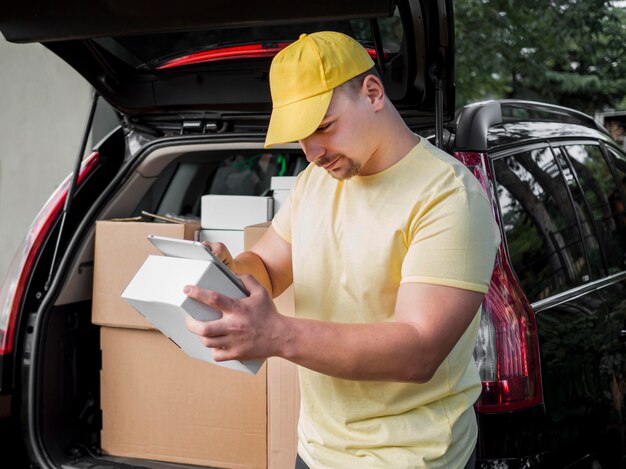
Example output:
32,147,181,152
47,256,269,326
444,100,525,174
271,138,500,468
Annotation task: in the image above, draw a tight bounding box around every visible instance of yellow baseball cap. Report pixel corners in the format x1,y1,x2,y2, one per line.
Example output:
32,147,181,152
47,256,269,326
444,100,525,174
264,31,375,148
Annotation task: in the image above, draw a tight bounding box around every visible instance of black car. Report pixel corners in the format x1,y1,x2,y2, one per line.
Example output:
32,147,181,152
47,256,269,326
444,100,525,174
452,99,626,468
1,1,626,468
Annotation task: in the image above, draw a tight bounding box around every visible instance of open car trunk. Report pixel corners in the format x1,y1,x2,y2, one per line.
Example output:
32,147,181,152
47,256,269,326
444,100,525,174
31,115,442,467
31,133,311,468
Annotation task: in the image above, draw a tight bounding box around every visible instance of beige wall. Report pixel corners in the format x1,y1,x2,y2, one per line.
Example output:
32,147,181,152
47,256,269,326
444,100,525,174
0,37,94,281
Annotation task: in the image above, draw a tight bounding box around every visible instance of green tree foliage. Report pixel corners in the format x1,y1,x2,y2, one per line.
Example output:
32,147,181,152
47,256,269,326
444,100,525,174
454,0,626,113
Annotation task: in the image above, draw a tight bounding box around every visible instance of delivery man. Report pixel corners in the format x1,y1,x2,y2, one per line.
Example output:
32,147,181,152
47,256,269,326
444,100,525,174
185,31,500,469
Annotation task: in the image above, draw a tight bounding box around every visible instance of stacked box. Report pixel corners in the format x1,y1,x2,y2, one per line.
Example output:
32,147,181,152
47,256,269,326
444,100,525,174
271,176,297,216
200,195,274,257
92,219,299,468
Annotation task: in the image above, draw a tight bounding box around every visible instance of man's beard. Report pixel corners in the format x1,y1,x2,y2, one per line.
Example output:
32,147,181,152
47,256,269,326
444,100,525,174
318,155,362,180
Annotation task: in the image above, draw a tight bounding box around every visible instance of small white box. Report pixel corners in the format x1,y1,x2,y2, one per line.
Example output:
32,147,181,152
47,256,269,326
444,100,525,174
201,195,273,230
272,191,290,216
271,177,297,216
199,229,245,257
270,176,298,191
121,254,263,375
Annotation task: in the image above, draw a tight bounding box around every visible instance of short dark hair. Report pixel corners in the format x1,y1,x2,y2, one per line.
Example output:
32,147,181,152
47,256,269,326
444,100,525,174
336,67,382,99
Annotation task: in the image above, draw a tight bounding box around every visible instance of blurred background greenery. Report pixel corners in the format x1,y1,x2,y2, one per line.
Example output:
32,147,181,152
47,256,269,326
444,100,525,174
454,0,626,114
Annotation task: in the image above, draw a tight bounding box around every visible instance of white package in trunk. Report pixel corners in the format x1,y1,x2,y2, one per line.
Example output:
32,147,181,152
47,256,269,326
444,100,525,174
201,195,273,230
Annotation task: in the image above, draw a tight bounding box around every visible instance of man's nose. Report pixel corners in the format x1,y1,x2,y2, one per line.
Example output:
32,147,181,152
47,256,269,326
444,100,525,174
299,136,325,163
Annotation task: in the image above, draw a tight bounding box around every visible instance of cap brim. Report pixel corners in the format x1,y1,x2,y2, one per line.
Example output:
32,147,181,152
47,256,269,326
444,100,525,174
264,89,333,149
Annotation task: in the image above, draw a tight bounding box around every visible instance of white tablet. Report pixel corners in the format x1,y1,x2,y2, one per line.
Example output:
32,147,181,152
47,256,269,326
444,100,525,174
147,234,248,296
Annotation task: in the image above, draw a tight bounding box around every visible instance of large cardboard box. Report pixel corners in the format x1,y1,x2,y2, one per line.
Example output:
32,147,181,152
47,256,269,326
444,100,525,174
95,219,300,468
100,326,268,468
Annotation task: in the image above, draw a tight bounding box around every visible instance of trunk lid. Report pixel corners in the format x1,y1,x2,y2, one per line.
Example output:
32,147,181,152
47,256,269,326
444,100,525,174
0,0,454,127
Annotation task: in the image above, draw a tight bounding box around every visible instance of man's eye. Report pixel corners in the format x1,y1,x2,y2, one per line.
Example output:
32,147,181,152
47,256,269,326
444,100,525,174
317,122,332,132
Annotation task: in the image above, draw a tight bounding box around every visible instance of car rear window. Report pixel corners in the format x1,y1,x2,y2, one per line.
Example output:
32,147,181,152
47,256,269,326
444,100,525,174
135,150,307,221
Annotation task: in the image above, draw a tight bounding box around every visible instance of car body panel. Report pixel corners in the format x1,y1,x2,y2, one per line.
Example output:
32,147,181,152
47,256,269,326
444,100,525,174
536,289,625,467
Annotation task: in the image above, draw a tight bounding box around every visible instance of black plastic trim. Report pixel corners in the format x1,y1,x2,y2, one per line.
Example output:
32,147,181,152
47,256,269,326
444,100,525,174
454,101,503,152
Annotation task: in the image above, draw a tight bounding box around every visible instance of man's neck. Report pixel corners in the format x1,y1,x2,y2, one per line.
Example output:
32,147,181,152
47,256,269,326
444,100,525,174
358,113,420,176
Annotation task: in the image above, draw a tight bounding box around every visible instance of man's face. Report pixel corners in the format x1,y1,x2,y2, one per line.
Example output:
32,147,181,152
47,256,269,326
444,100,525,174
298,87,375,180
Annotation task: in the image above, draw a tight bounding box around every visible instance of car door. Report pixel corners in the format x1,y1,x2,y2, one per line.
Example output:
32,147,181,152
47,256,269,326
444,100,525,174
492,142,620,468
555,141,626,467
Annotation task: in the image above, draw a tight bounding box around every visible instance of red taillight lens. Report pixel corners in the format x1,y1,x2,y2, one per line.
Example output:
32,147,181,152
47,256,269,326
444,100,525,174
0,151,99,355
157,43,291,69
157,43,387,69
474,258,543,412
454,151,543,412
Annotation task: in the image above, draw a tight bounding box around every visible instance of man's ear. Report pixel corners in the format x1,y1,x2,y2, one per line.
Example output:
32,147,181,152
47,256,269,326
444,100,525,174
362,75,385,111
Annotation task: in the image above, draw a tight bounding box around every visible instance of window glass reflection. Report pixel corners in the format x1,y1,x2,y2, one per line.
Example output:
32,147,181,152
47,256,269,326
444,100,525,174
494,148,588,301
560,145,626,276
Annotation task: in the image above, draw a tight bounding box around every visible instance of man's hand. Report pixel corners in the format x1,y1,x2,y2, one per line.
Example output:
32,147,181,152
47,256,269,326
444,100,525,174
205,226,293,298
184,274,286,362
201,241,235,268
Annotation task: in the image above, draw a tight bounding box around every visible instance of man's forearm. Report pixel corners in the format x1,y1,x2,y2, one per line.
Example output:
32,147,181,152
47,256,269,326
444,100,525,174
230,251,274,296
271,283,484,382
276,316,440,383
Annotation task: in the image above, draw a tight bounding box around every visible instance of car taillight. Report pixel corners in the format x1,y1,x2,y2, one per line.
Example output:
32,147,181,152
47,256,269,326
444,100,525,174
454,151,543,412
0,151,99,355
157,43,291,69
474,255,543,412
157,43,387,69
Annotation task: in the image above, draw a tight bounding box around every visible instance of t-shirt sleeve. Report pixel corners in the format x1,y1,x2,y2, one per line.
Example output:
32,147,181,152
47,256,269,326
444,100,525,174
271,188,293,244
401,187,501,293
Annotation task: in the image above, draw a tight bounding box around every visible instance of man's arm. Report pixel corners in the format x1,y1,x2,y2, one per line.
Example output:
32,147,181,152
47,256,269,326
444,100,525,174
203,225,293,298
185,277,484,383
278,282,484,382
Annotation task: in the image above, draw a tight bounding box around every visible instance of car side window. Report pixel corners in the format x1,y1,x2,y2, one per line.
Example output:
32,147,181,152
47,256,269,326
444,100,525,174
558,144,626,276
493,148,589,302
604,146,626,271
